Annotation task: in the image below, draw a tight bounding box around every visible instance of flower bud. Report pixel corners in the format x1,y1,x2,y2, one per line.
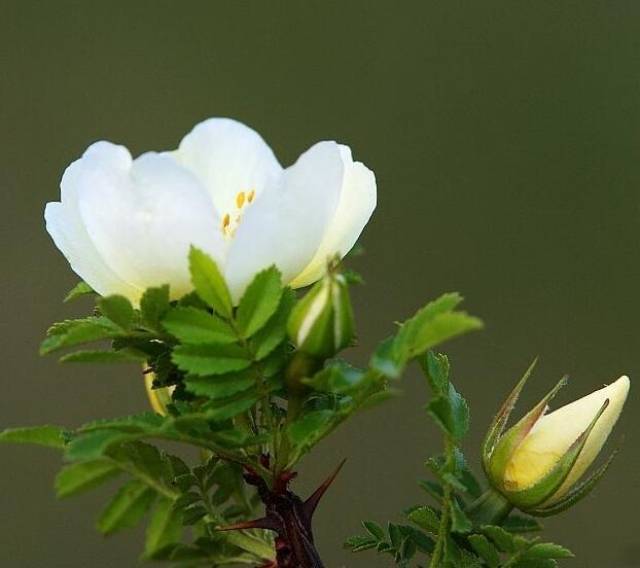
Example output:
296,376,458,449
144,371,174,416
287,271,355,359
482,366,629,516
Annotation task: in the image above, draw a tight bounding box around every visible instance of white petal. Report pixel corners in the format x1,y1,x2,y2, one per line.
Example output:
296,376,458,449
224,141,344,302
290,145,376,287
174,118,283,215
505,375,630,502
44,201,140,300
69,142,225,302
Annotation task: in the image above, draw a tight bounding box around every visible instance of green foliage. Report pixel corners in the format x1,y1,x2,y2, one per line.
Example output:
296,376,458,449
13,248,490,566
235,266,283,338
97,480,157,535
346,352,574,567
0,425,67,449
188,246,232,318
55,460,121,498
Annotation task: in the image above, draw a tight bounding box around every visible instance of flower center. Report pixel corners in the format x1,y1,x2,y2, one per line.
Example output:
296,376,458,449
221,189,256,238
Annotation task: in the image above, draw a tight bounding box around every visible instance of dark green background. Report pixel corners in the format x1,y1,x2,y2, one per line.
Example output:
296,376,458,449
1,1,638,566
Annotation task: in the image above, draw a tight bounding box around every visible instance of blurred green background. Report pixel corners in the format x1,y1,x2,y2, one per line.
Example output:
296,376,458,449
1,1,638,566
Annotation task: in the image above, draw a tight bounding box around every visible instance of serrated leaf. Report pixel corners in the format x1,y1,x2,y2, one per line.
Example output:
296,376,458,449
66,430,131,461
468,534,500,568
407,506,440,534
140,285,170,330
64,281,94,302
482,524,517,553
252,288,295,360
426,383,469,440
144,497,183,559
362,520,385,540
236,266,283,338
450,499,472,533
306,360,368,394
203,394,259,422
55,460,120,498
40,318,120,355
163,307,236,345
60,350,145,363
172,344,250,376
185,371,254,399
344,535,378,552
502,514,543,533
189,247,232,318
421,350,451,394
394,293,482,362
97,480,156,535
287,409,335,453
524,542,574,559
98,295,135,329
0,425,66,449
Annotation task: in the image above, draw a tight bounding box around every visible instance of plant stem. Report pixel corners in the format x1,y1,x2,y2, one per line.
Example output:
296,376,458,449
429,436,454,568
466,487,513,527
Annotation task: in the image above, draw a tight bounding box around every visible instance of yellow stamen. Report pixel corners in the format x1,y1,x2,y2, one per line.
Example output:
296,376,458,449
222,213,231,231
247,189,256,203
236,191,246,209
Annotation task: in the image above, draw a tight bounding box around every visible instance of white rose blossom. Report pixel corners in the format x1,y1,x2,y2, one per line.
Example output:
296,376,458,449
45,118,376,305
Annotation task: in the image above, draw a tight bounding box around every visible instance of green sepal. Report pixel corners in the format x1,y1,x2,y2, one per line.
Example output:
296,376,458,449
504,398,609,510
64,281,95,302
528,447,619,517
481,359,537,475
488,374,567,486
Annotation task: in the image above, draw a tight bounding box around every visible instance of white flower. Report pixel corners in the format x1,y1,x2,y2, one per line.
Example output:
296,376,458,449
45,118,376,304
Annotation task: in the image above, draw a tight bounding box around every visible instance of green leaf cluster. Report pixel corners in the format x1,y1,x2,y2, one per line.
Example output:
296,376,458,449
5,248,486,566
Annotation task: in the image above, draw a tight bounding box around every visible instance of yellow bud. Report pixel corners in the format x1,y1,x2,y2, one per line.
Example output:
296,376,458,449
503,375,629,506
144,370,175,416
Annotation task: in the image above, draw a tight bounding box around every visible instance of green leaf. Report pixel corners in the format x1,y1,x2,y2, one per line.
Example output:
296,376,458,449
163,307,236,345
55,460,121,498
185,372,254,399
362,520,385,540
97,480,156,535
60,350,145,363
421,351,451,394
172,344,250,376
344,535,378,553
98,295,135,329
468,534,500,568
40,318,120,355
144,497,183,559
140,285,171,330
66,430,131,461
64,281,94,302
287,409,335,452
502,514,542,533
188,247,232,318
450,499,472,533
306,361,368,394
236,266,283,338
524,543,574,560
426,383,469,440
395,293,482,361
482,525,517,553
407,506,440,534
0,425,66,449
252,288,295,360
203,394,260,422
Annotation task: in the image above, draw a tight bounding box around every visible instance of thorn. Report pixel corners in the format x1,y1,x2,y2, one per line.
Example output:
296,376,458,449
216,516,279,533
303,458,346,520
